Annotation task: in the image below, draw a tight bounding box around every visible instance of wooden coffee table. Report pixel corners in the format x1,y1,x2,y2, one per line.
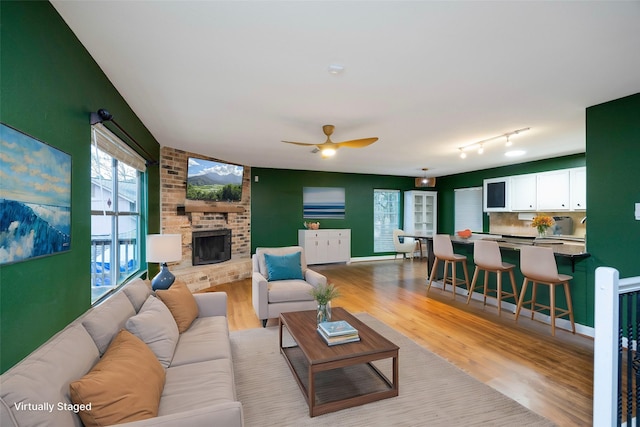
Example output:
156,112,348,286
279,307,399,417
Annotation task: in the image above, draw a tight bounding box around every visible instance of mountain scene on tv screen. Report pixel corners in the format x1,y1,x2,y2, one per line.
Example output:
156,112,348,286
187,158,243,202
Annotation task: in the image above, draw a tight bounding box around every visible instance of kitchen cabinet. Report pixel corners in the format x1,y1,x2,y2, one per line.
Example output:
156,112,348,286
298,229,351,265
510,174,537,211
404,191,438,235
536,170,571,211
570,167,587,210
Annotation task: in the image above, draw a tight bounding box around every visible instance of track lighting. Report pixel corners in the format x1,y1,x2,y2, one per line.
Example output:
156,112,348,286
457,127,530,158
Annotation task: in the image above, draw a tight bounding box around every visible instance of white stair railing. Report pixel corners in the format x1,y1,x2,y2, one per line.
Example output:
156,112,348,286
594,267,640,427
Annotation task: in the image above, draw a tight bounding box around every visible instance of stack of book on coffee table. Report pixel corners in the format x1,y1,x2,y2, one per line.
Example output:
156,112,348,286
317,320,360,346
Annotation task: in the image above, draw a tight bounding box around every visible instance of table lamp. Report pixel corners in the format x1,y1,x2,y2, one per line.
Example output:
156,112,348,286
146,234,182,290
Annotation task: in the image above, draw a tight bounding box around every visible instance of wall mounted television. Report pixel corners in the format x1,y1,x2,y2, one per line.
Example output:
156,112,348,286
186,157,244,202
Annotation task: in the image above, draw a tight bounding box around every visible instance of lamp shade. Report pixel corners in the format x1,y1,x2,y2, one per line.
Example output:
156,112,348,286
146,234,182,263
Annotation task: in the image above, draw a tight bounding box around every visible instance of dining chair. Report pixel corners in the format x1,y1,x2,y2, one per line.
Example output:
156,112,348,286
392,229,417,260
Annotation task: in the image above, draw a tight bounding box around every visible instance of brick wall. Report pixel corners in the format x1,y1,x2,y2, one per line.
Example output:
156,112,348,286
159,146,252,290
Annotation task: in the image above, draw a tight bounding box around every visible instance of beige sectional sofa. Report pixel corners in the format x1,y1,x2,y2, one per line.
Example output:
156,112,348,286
0,278,243,427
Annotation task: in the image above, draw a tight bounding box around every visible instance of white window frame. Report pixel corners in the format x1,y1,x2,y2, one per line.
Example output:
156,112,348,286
91,125,146,303
373,189,401,253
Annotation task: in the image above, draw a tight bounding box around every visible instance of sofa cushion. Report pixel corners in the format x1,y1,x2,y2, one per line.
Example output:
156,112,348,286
82,292,136,355
125,295,179,368
123,278,153,312
156,280,199,333
267,280,315,303
171,316,231,367
159,359,236,416
264,251,304,281
69,330,166,427
0,324,99,427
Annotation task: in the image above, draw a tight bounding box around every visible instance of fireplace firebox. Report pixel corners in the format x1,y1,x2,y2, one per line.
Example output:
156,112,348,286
192,229,231,266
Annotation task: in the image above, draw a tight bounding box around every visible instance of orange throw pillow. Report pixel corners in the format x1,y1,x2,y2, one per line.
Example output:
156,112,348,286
155,280,199,333
69,330,165,427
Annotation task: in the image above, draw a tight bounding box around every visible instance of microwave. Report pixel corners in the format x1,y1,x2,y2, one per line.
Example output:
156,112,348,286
483,177,510,212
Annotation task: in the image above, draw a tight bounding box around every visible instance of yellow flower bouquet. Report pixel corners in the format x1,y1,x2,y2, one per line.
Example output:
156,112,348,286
532,215,554,236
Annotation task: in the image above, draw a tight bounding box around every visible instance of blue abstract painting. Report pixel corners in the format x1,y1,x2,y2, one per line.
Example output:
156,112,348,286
0,124,71,264
303,187,345,219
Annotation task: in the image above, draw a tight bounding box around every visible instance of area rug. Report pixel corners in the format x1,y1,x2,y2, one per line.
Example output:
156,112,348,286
230,313,555,426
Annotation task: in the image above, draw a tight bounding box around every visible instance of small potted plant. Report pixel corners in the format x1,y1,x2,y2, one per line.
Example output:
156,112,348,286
310,283,340,324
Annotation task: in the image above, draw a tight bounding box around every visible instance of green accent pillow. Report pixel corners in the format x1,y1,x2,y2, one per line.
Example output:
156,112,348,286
264,252,304,281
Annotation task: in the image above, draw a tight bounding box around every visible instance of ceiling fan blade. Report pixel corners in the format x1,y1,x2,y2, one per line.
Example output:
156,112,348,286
334,137,378,148
281,140,318,147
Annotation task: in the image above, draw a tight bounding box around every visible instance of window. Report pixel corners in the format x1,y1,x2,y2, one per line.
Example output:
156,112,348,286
373,189,400,252
454,187,483,232
90,125,146,303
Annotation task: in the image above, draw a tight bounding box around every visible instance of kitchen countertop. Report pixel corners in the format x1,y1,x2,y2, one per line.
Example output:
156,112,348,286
449,235,589,258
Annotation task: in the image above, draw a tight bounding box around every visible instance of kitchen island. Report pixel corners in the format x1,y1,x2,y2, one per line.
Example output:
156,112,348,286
420,233,592,333
421,234,589,273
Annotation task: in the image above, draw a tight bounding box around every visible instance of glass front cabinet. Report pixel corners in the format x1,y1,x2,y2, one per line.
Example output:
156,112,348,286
403,191,437,236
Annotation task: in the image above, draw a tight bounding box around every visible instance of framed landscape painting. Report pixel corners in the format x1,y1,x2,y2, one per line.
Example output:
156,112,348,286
0,123,71,265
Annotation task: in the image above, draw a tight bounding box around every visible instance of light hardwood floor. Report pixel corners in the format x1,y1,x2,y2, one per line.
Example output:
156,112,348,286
206,258,593,426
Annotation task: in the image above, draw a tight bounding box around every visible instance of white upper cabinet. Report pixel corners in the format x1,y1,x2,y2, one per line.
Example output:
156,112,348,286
536,170,571,211
570,167,587,210
510,174,537,211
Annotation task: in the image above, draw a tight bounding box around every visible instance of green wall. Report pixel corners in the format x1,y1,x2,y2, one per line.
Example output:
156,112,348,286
0,2,161,373
250,168,416,256
586,93,640,278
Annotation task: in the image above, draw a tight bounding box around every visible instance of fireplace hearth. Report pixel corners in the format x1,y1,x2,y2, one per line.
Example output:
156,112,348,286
192,229,231,266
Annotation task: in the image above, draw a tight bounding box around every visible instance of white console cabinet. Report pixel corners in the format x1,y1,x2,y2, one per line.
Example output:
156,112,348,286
298,229,351,265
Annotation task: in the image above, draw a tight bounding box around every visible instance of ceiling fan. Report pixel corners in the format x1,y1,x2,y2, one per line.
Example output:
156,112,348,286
282,125,378,158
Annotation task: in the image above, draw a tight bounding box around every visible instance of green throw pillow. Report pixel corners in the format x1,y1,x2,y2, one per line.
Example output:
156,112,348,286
264,252,304,281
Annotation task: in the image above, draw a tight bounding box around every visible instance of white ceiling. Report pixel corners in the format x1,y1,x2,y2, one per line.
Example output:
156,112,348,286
52,1,640,178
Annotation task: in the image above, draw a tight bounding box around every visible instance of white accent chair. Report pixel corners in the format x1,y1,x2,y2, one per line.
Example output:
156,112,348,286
252,246,327,327
392,229,417,260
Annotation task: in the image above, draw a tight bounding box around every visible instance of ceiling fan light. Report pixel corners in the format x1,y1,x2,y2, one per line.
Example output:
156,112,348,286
321,148,336,158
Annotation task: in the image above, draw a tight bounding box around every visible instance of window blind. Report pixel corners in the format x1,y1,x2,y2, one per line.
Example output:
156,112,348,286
454,187,483,232
91,123,146,172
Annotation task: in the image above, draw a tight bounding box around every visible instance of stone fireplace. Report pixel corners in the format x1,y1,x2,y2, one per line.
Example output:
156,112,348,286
159,146,252,291
192,229,232,266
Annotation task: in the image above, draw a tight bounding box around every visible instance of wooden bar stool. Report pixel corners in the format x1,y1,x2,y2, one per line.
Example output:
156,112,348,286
427,234,470,299
466,240,518,316
515,245,576,336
